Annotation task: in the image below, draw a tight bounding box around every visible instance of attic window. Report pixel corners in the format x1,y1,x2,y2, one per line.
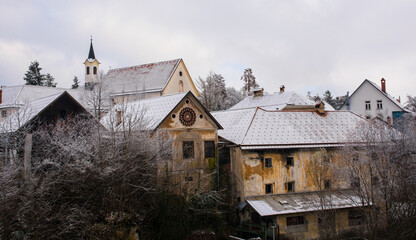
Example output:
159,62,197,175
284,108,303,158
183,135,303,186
365,101,371,110
199,114,203,119
377,100,383,110
185,99,189,104
172,114,176,118
179,80,184,92
179,71,183,76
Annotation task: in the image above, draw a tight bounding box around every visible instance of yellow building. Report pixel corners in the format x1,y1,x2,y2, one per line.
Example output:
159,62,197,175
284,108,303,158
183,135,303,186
213,94,369,239
101,91,222,194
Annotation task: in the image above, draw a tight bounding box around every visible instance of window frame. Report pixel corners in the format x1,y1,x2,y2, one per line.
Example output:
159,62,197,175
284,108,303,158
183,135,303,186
265,183,273,194
376,100,383,110
86,66,90,75
286,156,294,167
365,100,371,110
286,181,295,192
287,216,305,226
204,141,215,158
93,66,97,75
264,158,272,168
183,141,194,159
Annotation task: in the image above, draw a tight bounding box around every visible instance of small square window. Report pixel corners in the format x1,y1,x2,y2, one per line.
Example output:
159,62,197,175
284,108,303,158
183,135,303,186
377,100,383,110
265,184,273,194
286,157,294,167
324,179,331,189
204,141,215,158
185,176,193,181
1,110,6,118
265,158,272,168
365,101,371,110
183,141,194,159
286,181,295,192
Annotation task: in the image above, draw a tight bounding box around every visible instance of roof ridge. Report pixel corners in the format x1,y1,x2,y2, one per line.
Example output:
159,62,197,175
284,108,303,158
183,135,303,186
107,58,181,72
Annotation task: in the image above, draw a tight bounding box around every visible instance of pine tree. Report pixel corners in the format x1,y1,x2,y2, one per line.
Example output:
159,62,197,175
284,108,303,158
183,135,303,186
240,68,259,96
72,76,80,89
45,73,57,87
24,61,45,86
323,90,336,108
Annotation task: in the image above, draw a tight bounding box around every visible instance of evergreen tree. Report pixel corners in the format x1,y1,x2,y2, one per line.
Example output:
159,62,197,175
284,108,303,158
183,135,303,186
240,68,259,96
72,76,80,89
323,90,336,108
197,72,228,111
24,61,45,86
45,73,57,87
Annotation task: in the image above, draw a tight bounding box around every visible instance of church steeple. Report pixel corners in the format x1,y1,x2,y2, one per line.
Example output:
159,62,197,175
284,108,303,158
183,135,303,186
88,38,96,60
84,37,100,90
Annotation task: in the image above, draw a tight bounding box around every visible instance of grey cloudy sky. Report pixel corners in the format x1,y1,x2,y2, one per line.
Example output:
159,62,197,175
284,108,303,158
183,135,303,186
1,0,415,99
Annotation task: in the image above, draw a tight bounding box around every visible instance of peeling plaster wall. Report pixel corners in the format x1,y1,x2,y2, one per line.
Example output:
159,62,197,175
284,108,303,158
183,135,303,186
234,148,343,197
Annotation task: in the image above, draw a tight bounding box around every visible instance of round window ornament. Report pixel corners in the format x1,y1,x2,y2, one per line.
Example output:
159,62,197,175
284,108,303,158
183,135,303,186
179,107,196,126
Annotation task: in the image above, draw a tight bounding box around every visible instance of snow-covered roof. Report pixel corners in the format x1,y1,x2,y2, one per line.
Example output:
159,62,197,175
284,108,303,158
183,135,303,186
0,92,73,133
101,92,187,131
246,190,365,216
230,91,315,111
212,108,365,148
0,85,83,109
104,59,181,95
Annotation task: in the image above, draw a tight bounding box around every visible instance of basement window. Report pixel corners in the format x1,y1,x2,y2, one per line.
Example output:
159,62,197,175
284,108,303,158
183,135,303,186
265,184,273,194
183,141,194,159
204,141,215,158
264,158,272,168
287,216,305,226
286,157,294,167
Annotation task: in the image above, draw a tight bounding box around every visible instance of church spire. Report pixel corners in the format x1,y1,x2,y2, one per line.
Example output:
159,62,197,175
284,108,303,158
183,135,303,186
88,37,96,60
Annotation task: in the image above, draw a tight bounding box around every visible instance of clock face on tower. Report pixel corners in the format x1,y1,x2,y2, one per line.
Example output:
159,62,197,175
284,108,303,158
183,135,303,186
179,107,196,126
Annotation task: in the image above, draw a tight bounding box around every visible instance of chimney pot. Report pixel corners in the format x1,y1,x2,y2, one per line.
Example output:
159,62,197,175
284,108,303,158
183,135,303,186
280,85,285,93
253,88,264,97
381,78,386,93
0,89,2,104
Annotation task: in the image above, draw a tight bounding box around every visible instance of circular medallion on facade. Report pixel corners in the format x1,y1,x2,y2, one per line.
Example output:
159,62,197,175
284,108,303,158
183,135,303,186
179,107,196,126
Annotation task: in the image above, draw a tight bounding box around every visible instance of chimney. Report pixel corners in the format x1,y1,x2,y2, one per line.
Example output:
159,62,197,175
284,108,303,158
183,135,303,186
381,78,386,93
0,89,2,104
280,85,285,93
253,88,264,97
398,96,401,103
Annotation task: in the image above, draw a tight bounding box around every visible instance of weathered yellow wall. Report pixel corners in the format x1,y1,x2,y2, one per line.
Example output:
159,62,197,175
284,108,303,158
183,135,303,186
237,148,342,197
275,209,355,240
157,96,217,194
162,60,199,97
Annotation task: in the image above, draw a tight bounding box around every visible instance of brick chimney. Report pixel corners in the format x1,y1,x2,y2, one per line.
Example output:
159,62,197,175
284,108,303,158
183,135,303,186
280,85,285,93
253,88,264,97
381,78,386,93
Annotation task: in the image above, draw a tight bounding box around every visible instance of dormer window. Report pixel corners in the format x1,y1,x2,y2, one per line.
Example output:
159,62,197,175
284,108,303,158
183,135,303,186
93,66,97,75
86,66,90,75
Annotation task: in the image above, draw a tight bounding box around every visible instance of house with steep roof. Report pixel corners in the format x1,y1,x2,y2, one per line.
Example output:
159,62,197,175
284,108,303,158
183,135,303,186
101,91,222,193
0,91,94,170
212,105,368,239
340,78,408,124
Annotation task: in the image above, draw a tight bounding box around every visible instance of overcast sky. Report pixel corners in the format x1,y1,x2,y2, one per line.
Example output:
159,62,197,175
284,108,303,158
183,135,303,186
1,0,415,99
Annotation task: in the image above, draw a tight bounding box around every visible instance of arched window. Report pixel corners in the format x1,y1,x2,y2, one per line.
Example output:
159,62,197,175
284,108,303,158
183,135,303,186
179,80,184,92
93,66,97,75
86,66,90,75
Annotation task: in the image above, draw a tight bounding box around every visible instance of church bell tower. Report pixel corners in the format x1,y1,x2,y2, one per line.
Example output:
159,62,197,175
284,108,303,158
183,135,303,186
84,38,100,90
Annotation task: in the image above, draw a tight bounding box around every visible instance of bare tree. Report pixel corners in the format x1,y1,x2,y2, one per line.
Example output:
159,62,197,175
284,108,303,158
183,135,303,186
197,72,228,111
81,70,110,120
240,68,259,96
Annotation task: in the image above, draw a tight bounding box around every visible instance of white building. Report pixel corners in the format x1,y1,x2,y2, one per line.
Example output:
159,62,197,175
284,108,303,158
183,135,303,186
340,78,408,124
